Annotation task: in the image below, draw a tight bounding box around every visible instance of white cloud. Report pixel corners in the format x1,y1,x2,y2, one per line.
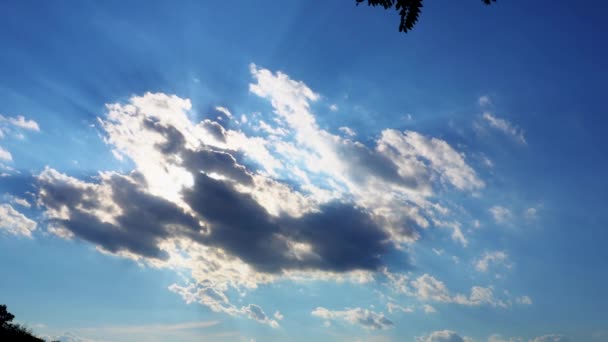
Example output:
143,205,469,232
214,106,233,118
417,330,473,342
0,203,36,237
394,273,513,309
411,274,452,302
482,112,526,144
42,331,97,342
488,334,523,342
453,286,508,308
338,126,356,137
516,295,533,305
432,248,444,256
475,251,511,273
422,304,436,313
529,335,569,342
0,146,12,161
386,302,414,314
169,284,279,328
479,95,492,107
329,104,339,112
311,307,393,330
0,114,40,132
489,206,512,224
524,207,538,220
11,196,31,208
0,114,40,165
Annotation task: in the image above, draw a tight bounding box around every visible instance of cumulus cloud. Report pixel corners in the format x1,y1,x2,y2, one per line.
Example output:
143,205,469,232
488,334,523,342
482,113,526,144
416,330,472,342
11,196,31,208
0,114,40,132
338,126,356,137
391,273,513,308
0,146,12,161
475,251,512,273
0,114,40,167
410,274,453,302
0,203,37,237
489,206,512,224
422,304,436,313
34,65,486,326
311,307,393,330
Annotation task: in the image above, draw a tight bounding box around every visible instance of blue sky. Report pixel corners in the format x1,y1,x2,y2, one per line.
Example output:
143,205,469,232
1,1,607,341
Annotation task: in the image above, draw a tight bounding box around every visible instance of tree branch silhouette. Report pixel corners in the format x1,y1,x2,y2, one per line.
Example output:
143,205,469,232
356,0,496,33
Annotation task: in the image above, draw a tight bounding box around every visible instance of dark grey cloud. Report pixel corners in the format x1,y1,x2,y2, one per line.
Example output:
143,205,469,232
200,120,227,143
143,118,186,155
184,172,390,273
183,171,290,272
39,167,393,273
38,172,203,260
182,149,253,185
336,139,427,190
38,117,400,275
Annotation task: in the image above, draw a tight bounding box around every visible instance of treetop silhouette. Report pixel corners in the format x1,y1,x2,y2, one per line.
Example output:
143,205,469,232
356,0,496,33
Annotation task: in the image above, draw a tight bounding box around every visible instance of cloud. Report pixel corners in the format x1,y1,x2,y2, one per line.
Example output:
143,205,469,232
42,331,97,342
38,168,203,260
386,302,414,314
410,274,452,302
339,126,356,137
524,207,538,220
6,115,40,131
452,286,508,308
516,296,533,305
529,335,569,342
329,104,339,112
0,146,12,161
394,273,513,308
416,330,472,342
168,284,279,328
0,114,40,166
482,113,526,144
243,304,280,328
475,251,511,273
11,196,31,208
311,307,394,330
488,334,523,342
489,206,512,224
422,304,436,313
44,321,222,342
0,203,36,237
34,66,486,326
479,95,492,107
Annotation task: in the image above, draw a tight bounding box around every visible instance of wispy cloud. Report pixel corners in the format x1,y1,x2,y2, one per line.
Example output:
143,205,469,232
312,307,393,330
0,203,37,237
489,205,512,224
482,112,526,144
